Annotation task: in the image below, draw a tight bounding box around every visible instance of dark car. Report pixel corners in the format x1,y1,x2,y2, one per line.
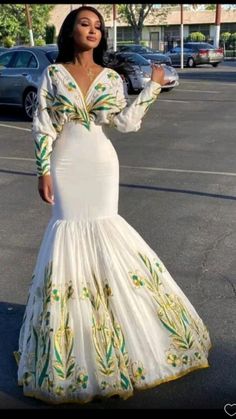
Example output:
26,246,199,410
0,45,58,120
0,47,7,54
115,43,172,66
166,42,224,68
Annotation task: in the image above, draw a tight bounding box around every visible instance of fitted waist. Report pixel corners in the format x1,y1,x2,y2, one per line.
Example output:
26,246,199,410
59,121,108,142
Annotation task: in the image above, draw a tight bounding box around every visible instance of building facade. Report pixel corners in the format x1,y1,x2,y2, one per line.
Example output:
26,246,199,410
49,5,236,51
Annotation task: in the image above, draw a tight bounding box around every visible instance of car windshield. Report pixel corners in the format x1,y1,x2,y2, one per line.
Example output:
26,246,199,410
46,50,58,63
186,43,215,50
118,53,150,65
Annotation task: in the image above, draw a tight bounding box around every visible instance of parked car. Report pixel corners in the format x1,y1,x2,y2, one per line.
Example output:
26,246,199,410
0,46,58,120
105,51,179,93
166,42,224,67
113,44,172,65
0,47,7,55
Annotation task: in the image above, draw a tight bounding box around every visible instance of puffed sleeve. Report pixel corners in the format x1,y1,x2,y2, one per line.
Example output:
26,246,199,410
32,66,58,177
108,74,162,133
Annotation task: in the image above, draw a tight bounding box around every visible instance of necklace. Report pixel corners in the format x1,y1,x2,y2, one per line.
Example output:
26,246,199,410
87,67,95,82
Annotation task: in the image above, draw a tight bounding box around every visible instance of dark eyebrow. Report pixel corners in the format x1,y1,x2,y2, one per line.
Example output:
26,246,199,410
78,17,101,24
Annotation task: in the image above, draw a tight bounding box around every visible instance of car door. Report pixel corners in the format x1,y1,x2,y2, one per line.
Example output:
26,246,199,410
0,51,17,103
2,50,38,105
167,47,181,65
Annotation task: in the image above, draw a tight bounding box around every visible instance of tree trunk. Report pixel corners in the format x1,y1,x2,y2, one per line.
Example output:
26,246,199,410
134,28,141,44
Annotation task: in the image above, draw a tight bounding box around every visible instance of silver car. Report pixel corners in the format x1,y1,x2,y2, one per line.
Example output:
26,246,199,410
107,52,179,93
166,42,224,68
0,46,58,120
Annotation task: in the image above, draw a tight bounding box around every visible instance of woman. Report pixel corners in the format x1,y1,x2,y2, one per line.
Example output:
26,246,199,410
15,6,211,404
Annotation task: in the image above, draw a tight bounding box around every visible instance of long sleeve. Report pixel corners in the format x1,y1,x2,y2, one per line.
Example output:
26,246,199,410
108,75,162,133
32,66,58,177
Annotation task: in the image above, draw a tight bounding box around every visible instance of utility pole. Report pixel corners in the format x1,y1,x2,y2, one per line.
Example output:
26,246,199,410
25,4,34,46
113,4,117,52
180,4,184,69
214,4,221,48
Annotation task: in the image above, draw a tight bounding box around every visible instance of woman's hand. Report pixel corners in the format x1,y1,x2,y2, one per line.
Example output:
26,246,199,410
38,174,54,205
151,63,166,86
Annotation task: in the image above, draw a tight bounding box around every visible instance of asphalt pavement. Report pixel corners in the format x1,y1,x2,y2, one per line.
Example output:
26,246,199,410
0,61,236,412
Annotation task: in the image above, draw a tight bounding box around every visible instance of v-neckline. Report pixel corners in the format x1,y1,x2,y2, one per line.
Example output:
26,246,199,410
59,64,106,102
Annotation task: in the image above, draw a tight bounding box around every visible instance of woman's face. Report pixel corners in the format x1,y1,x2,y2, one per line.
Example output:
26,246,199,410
73,10,102,52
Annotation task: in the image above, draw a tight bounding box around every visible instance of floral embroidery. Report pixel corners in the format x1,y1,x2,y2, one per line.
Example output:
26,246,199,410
48,65,59,77
129,271,145,287
80,274,135,392
128,252,210,369
67,81,77,91
107,71,119,81
21,261,89,397
95,82,106,92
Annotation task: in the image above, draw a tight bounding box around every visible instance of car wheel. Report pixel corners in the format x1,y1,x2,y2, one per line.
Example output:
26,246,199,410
187,57,195,68
212,63,219,67
23,89,37,121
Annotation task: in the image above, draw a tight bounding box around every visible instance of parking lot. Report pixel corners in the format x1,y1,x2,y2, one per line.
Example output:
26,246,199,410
0,61,236,410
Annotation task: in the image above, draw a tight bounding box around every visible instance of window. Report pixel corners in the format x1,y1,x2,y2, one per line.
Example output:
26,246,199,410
221,23,236,33
13,51,38,68
0,52,15,67
189,24,210,38
164,25,181,41
46,50,59,63
117,27,135,42
118,53,149,66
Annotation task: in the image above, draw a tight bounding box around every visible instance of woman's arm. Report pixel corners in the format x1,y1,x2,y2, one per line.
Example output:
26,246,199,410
32,66,58,204
110,64,165,133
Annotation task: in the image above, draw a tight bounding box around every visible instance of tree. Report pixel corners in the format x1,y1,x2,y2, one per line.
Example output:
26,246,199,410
99,4,172,45
45,24,56,44
204,5,217,11
220,31,231,53
0,4,54,46
187,32,206,42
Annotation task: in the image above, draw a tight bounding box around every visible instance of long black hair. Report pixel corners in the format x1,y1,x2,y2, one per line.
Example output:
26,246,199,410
55,6,107,66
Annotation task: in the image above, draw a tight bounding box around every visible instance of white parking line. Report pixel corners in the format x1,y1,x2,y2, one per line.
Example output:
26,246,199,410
1,158,236,178
176,89,219,93
181,80,236,87
0,156,34,161
0,123,31,132
121,165,236,177
158,99,190,103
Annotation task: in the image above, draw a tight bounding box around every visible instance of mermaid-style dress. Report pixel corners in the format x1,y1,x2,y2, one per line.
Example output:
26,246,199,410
15,64,211,404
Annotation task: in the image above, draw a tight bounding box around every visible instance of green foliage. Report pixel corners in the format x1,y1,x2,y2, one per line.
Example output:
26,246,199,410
3,36,15,48
117,40,148,46
230,33,236,42
0,4,54,45
35,37,46,46
204,4,216,11
220,32,231,42
45,24,56,44
187,32,206,42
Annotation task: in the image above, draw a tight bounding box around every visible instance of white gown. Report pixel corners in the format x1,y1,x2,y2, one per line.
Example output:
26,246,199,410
15,64,211,404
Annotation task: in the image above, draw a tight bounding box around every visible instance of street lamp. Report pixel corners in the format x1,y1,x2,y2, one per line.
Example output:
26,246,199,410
113,4,117,52
180,4,184,69
214,4,221,48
